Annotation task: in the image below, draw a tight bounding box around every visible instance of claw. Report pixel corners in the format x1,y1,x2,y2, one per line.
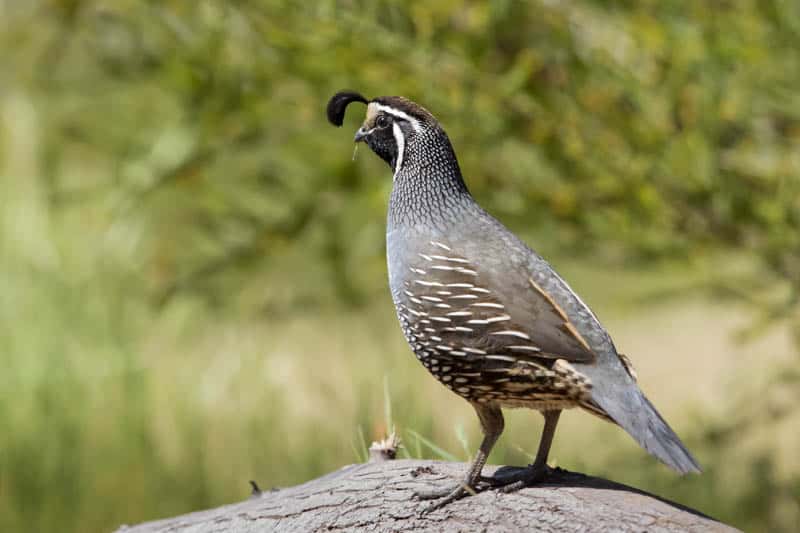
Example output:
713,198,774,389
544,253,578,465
414,465,553,514
414,482,468,501
414,481,476,514
500,479,527,493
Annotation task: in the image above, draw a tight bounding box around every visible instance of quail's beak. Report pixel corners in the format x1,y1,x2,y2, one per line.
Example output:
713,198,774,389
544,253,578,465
353,127,369,143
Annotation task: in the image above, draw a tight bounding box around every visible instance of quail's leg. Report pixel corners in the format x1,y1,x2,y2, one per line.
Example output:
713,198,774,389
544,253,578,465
414,403,504,513
483,410,561,492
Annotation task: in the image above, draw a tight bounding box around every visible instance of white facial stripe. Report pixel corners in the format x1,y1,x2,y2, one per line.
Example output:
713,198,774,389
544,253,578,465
373,103,422,133
392,121,405,178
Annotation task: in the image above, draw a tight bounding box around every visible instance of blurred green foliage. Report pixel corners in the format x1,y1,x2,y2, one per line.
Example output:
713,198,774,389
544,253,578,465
0,1,798,532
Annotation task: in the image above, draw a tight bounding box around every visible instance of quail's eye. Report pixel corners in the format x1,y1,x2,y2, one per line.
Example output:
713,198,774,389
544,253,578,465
376,114,391,129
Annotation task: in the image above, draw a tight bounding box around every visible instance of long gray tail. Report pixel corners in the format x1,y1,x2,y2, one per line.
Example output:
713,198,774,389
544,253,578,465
591,386,701,474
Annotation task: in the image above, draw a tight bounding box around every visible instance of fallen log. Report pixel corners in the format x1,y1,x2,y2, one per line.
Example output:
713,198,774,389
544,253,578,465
117,459,737,532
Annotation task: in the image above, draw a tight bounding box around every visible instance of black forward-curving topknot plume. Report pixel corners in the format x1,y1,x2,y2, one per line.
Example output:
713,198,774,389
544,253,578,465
327,90,369,126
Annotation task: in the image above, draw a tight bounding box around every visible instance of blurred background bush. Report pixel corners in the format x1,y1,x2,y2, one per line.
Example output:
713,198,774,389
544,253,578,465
1,1,798,531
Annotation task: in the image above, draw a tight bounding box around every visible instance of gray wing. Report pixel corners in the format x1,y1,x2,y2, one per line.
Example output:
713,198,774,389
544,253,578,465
403,238,597,366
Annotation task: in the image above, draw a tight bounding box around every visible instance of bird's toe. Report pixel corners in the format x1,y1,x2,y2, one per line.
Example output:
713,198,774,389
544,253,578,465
414,481,479,514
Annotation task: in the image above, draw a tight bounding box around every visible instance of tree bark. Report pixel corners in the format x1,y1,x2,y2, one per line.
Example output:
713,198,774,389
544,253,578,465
116,460,738,532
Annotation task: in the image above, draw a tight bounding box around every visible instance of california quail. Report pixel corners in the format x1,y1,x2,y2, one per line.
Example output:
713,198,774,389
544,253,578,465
327,91,700,511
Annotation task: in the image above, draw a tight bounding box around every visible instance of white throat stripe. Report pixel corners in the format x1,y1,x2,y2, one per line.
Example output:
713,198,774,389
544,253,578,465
374,103,422,133
392,121,405,178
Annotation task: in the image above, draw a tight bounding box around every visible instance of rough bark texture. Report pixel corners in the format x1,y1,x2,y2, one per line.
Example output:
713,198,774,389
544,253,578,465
117,460,737,533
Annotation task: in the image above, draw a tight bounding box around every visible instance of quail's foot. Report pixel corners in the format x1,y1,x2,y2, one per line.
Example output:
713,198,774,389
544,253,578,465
414,478,489,514
480,463,553,493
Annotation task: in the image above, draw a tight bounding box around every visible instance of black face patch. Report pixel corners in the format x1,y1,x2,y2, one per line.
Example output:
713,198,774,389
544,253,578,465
365,121,397,167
